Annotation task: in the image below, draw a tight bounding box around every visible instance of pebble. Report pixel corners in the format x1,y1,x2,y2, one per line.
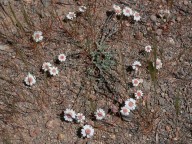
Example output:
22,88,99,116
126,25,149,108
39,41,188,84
29,128,41,137
0,0,9,5
102,135,106,138
176,17,182,22
156,29,163,35
143,81,151,91
189,108,192,113
134,32,143,40
46,119,60,129
184,0,188,5
190,116,192,121
160,84,167,92
161,92,165,97
110,134,116,140
168,37,175,45
165,125,171,132
114,128,119,133
57,133,65,140
89,94,97,100
159,97,165,105
41,0,51,7
0,45,13,52
150,15,157,22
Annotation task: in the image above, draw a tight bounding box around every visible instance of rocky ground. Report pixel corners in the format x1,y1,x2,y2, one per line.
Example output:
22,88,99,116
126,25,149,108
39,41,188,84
0,0,191,144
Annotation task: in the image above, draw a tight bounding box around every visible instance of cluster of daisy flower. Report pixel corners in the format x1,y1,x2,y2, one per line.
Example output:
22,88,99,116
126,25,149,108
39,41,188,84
42,54,66,76
42,62,59,76
29,5,164,139
120,45,163,116
120,76,144,116
24,32,67,86
66,6,87,20
63,108,106,138
144,45,163,70
120,72,143,116
113,4,141,21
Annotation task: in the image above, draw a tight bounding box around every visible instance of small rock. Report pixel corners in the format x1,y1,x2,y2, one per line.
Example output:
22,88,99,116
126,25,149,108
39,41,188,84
46,119,60,129
0,0,9,5
110,134,116,140
150,15,157,22
158,97,165,105
168,37,175,45
29,128,40,137
143,81,151,91
176,17,181,22
156,29,163,35
184,0,188,5
165,125,171,132
114,128,119,132
190,116,192,121
134,32,143,40
161,92,165,97
89,94,96,100
41,0,51,7
57,133,65,140
160,84,167,92
189,108,192,113
0,45,13,52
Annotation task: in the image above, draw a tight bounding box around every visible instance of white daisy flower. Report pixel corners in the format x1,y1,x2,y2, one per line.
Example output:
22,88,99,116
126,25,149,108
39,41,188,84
81,125,94,138
125,98,136,110
153,58,162,70
123,7,133,17
79,6,87,12
120,106,130,116
24,73,36,86
42,62,52,72
64,109,76,122
58,54,66,62
76,113,85,123
66,12,76,20
113,4,122,15
95,108,106,120
135,90,143,99
132,78,140,87
32,31,43,42
133,11,141,21
49,67,59,76
132,61,141,71
145,45,152,53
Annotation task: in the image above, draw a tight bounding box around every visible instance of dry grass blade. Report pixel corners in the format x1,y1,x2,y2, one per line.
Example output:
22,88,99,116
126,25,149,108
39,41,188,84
9,3,25,32
21,4,33,28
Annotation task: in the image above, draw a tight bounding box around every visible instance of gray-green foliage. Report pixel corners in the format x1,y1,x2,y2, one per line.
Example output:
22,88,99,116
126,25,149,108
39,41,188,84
91,42,115,71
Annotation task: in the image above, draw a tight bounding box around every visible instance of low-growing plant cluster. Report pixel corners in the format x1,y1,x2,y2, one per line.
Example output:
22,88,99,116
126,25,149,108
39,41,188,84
0,0,170,142
20,2,164,139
